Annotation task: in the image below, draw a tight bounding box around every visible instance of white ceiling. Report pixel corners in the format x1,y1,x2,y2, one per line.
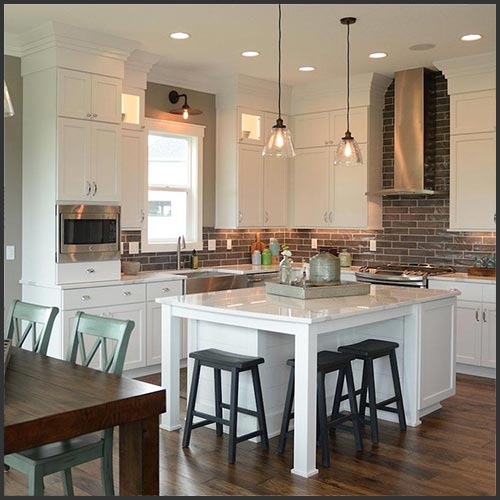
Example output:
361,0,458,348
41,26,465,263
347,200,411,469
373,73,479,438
4,3,496,85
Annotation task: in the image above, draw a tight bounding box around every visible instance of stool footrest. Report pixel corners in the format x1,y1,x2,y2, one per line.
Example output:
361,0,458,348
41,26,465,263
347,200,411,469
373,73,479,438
220,402,259,418
329,413,356,427
376,396,397,409
192,410,229,427
338,388,363,403
236,430,263,443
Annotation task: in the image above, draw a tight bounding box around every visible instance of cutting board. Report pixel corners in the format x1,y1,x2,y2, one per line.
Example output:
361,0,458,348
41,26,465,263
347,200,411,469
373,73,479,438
250,233,267,254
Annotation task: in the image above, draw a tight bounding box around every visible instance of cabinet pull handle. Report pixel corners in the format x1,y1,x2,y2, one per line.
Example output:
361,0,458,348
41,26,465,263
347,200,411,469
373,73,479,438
86,268,95,273
475,308,480,322
140,209,145,223
162,287,170,293
324,211,328,223
81,295,91,301
93,113,98,118
265,211,269,223
123,291,132,296
238,211,243,224
86,181,92,196
92,182,98,196
324,141,329,145
329,211,333,223
483,310,487,323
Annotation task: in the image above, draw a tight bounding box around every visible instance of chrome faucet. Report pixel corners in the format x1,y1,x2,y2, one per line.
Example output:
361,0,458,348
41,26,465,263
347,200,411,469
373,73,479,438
176,235,186,270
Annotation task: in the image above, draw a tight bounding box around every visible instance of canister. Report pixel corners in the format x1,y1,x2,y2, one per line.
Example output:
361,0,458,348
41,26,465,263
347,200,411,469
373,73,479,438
261,248,272,266
251,250,262,265
309,251,340,283
338,249,352,268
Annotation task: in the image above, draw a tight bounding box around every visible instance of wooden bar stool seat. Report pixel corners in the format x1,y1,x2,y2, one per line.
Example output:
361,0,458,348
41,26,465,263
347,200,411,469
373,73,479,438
182,348,269,464
338,339,407,444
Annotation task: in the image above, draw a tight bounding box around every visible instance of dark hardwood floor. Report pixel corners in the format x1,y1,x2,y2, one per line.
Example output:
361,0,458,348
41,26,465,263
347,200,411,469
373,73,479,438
3,373,496,496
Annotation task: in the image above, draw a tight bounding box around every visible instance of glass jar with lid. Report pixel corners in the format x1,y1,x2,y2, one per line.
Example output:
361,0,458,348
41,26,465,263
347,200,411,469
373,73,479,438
338,249,352,268
309,251,340,284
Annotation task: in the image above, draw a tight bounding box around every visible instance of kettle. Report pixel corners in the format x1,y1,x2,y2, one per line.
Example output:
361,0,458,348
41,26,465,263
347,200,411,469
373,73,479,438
309,251,341,284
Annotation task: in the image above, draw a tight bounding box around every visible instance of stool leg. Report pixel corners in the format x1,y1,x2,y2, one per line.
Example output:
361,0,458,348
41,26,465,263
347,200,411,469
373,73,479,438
317,371,330,467
366,359,379,444
182,359,201,448
330,367,345,430
214,368,223,437
251,366,269,450
345,363,363,452
389,350,407,431
358,361,368,425
277,367,294,455
228,368,240,464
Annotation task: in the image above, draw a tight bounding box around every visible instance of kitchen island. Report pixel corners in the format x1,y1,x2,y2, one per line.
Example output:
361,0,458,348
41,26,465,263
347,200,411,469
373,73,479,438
159,285,459,478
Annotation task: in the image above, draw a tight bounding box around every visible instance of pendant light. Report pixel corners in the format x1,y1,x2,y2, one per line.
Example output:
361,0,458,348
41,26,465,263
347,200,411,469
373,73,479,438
168,90,202,120
334,17,362,166
262,3,295,158
4,80,14,118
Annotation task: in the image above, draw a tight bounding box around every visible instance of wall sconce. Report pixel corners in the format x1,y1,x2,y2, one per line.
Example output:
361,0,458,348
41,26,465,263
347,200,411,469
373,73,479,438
168,90,202,120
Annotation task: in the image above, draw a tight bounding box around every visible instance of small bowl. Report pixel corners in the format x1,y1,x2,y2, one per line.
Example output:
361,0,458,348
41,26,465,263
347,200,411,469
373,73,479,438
241,130,251,139
122,261,141,275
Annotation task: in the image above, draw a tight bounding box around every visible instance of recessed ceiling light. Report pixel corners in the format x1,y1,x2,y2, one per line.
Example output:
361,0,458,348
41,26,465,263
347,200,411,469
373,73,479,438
170,32,190,40
461,34,482,41
369,52,387,59
408,43,436,51
298,66,316,72
242,51,260,57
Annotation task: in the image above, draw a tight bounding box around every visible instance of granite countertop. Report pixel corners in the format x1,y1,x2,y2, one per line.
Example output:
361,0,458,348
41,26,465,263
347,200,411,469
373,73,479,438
428,273,496,284
156,285,460,325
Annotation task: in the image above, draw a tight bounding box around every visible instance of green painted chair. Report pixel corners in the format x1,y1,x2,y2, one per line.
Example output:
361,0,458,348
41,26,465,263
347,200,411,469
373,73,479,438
5,300,60,355
4,311,135,496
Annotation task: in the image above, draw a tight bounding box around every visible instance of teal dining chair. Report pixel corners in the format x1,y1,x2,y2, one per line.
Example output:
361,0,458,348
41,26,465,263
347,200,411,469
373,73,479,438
4,311,135,496
5,300,60,355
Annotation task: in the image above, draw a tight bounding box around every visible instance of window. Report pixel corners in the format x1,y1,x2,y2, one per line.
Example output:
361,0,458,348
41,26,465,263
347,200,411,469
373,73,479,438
141,118,204,253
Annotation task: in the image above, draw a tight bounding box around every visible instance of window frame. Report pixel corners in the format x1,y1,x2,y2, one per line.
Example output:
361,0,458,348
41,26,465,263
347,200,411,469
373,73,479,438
141,118,205,253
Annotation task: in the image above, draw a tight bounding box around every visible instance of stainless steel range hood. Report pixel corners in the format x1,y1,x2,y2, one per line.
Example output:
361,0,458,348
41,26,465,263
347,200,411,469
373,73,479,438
369,67,446,196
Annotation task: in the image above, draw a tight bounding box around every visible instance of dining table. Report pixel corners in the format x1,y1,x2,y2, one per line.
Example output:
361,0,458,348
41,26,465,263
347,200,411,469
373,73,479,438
3,347,166,496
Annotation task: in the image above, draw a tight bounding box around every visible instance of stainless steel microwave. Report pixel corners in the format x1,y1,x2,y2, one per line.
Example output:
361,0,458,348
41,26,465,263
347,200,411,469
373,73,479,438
57,204,120,263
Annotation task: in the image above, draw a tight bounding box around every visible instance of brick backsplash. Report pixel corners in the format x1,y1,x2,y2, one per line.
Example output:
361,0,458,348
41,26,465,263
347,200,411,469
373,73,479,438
122,72,495,273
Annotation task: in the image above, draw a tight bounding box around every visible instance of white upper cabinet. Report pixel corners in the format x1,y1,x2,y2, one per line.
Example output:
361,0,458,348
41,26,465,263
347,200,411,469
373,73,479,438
330,107,368,144
238,108,265,145
293,112,330,148
121,130,146,229
450,90,496,135
57,68,122,124
237,144,264,227
449,132,496,230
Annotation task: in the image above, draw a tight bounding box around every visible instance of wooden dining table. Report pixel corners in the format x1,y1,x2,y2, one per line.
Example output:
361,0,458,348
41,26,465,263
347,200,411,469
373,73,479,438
3,347,166,495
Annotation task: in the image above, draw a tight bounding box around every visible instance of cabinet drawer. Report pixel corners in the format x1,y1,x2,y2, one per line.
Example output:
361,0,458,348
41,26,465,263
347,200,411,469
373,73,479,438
56,260,121,285
482,284,496,303
63,283,146,310
146,280,183,301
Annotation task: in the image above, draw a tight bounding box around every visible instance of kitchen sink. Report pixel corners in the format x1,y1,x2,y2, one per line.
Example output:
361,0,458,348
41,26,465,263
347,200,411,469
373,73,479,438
177,269,248,294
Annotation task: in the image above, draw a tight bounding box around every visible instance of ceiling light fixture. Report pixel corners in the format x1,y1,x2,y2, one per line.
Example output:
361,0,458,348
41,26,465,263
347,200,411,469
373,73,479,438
334,17,362,167
170,32,190,40
168,90,202,120
242,51,260,57
369,52,387,59
4,81,14,118
262,4,295,158
461,34,482,41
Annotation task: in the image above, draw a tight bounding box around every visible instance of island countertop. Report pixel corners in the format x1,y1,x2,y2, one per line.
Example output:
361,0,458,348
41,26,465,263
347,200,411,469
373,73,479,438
156,284,460,324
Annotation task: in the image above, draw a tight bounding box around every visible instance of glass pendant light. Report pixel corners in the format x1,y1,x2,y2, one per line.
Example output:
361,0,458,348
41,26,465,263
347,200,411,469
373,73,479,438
263,4,295,158
334,17,362,167
4,80,14,118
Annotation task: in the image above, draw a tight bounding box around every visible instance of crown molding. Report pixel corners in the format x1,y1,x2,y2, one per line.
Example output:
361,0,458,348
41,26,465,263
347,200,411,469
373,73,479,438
147,64,217,94
124,50,160,89
434,52,496,94
4,32,22,57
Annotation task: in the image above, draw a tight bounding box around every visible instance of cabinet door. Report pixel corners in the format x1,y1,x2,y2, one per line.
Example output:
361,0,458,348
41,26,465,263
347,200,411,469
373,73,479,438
121,130,145,229
455,301,483,365
450,90,496,135
91,122,121,202
330,107,368,144
57,118,92,201
238,108,265,145
91,74,122,124
331,143,368,228
481,304,496,368
57,69,92,120
450,132,496,230
290,147,330,227
293,112,330,148
237,144,264,227
263,155,288,227
107,302,147,371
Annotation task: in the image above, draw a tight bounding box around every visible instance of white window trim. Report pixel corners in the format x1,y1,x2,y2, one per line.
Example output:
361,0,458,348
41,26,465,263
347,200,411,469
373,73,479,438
141,118,205,253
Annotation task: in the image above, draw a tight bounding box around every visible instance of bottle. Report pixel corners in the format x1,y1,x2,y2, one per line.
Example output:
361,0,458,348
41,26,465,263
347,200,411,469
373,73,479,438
338,249,352,268
301,258,310,281
261,248,272,266
251,249,262,265
269,238,280,265
190,249,199,269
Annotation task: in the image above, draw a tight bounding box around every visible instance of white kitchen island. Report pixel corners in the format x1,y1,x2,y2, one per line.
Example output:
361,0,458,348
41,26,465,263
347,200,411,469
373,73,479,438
159,285,459,478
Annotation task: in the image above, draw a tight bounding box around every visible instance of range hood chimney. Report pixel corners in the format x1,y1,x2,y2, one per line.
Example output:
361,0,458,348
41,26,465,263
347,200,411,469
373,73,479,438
370,67,446,196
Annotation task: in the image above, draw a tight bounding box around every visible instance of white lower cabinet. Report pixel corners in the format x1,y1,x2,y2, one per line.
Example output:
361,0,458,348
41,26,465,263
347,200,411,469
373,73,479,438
480,304,496,368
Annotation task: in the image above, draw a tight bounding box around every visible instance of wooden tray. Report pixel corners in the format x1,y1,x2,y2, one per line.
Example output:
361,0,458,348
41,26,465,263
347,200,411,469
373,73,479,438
467,267,496,277
265,280,370,300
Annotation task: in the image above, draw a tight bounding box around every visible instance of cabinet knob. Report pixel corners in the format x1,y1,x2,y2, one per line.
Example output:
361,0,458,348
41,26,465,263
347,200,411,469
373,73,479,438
93,113,98,118
123,291,132,296
162,287,170,293
87,113,92,118
81,295,91,301
324,141,329,145
86,268,95,274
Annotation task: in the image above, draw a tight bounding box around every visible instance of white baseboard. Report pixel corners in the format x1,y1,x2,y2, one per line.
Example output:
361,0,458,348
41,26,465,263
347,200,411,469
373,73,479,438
456,363,496,379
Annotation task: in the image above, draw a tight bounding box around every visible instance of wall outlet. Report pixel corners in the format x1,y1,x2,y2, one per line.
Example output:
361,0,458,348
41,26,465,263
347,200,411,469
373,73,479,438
120,242,124,254
227,239,232,250
208,239,216,251
129,241,139,254
369,239,377,251
5,245,15,260
311,238,318,249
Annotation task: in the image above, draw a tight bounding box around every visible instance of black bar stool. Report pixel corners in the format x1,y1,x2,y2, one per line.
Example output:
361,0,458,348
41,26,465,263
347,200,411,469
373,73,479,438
182,348,269,464
338,339,407,444
277,350,363,467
